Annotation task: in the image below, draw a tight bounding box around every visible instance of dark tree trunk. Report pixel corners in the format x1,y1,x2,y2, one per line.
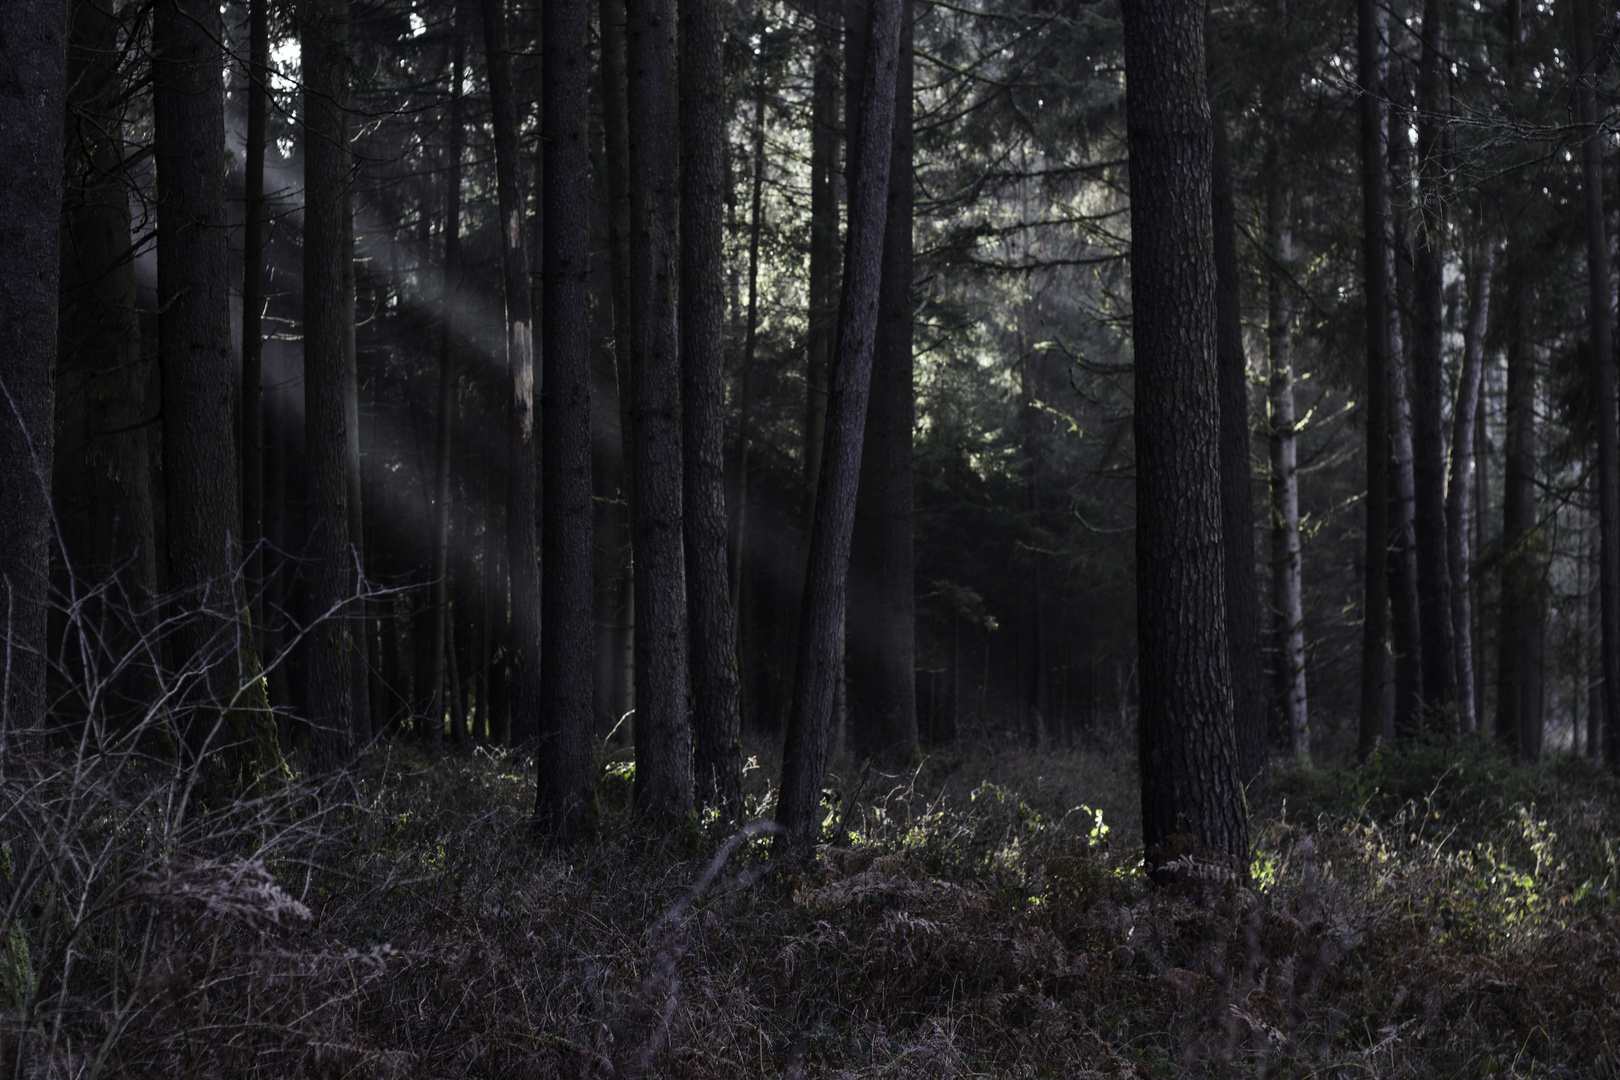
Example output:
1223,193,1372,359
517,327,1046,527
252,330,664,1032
849,0,917,769
484,0,542,751
342,140,370,748
806,0,842,520
0,0,64,766
1212,110,1264,784
728,89,767,615
1572,0,1620,775
777,0,902,847
626,0,691,819
300,0,354,769
242,0,268,632
1446,243,1490,734
1122,0,1246,872
1497,260,1543,760
1409,0,1457,724
428,18,464,745
1356,0,1392,758
680,0,743,817
534,0,597,834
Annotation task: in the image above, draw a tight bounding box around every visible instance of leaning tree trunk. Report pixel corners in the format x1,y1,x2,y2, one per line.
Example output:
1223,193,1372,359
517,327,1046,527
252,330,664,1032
776,0,902,848
1445,243,1490,734
1409,0,1457,725
626,0,692,819
1356,0,1393,757
1265,160,1308,762
300,0,354,770
483,0,542,752
1122,0,1246,873
849,0,918,769
680,0,744,817
0,0,65,767
1572,0,1620,775
533,0,597,835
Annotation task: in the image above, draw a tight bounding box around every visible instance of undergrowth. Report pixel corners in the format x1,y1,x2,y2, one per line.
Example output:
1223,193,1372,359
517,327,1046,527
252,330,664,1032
2,728,1617,1077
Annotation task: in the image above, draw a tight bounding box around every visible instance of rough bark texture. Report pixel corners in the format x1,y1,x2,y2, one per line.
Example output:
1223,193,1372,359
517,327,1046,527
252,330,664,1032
0,0,65,767
626,0,691,819
680,0,743,817
1122,0,1247,872
849,0,918,769
1572,0,1620,775
535,0,597,835
777,0,902,847
1211,111,1265,785
1356,0,1392,758
300,0,354,770
484,0,542,752
1266,164,1308,762
1409,0,1457,725
1446,245,1490,735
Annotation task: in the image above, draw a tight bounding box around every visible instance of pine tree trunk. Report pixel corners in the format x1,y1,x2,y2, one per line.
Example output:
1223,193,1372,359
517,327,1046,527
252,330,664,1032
806,0,841,521
342,145,370,747
1122,0,1246,872
1266,162,1308,762
1446,243,1490,734
301,0,354,770
0,0,64,766
242,0,268,632
680,0,744,817
534,0,597,834
626,0,691,819
849,0,917,769
777,0,902,847
1356,0,1393,757
1498,260,1543,760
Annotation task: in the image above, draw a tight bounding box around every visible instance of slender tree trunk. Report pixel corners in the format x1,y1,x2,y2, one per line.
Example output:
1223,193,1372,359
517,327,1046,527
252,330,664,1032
300,0,354,769
429,21,464,745
626,0,691,819
777,0,902,847
483,0,542,751
1590,498,1604,759
728,89,768,613
1357,0,1393,758
1410,0,1457,724
1498,261,1543,760
849,0,917,769
342,131,370,747
680,0,743,817
242,0,268,633
534,0,597,834
1572,0,1620,775
0,0,65,766
1123,0,1246,873
806,0,841,520
1266,161,1308,762
1446,243,1490,734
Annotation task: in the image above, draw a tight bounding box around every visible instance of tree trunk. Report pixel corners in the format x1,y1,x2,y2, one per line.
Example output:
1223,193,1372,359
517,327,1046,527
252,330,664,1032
1446,243,1490,734
626,0,691,819
0,0,64,766
777,0,902,847
300,0,354,770
483,0,542,752
1409,0,1457,725
849,0,917,769
534,0,597,834
806,0,842,521
1572,0,1620,776
1497,259,1543,760
1265,160,1308,762
680,0,744,817
428,18,464,745
1123,0,1246,872
242,0,268,633
1356,0,1393,758
342,134,370,749
728,89,767,615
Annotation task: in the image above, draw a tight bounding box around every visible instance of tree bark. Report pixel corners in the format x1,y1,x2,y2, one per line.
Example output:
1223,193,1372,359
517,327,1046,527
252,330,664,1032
727,89,767,616
1123,0,1246,872
1446,243,1490,734
1265,159,1308,762
777,0,902,847
806,0,842,521
1409,0,1457,725
0,0,65,766
849,0,917,769
680,0,743,817
1572,0,1620,775
1497,258,1543,760
534,0,597,834
1356,0,1392,758
300,0,354,770
626,0,691,819
242,0,268,633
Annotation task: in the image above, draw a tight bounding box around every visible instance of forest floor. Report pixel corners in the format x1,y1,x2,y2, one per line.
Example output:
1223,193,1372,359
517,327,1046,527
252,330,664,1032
8,724,1620,1078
